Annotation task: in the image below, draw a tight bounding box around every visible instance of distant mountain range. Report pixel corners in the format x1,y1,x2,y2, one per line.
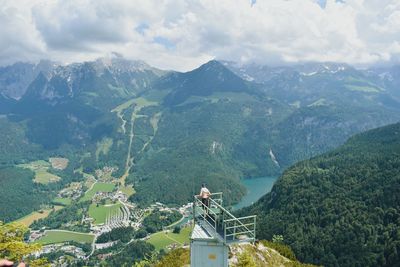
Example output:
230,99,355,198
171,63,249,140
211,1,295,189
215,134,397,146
0,57,400,208
0,60,55,99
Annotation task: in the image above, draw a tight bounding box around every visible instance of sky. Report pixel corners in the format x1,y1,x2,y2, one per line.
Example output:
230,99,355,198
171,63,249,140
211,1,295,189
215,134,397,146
0,0,399,71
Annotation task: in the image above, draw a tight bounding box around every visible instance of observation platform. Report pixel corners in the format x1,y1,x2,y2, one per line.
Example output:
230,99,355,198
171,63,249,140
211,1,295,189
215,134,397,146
191,192,256,245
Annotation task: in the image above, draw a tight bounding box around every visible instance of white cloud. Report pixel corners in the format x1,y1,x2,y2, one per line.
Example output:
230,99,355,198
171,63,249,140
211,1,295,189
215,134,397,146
0,0,46,64
0,0,399,70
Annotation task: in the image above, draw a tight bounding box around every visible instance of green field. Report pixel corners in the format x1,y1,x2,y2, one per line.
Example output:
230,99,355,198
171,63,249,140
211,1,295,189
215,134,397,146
80,182,115,202
52,197,72,206
178,92,256,106
120,185,135,197
147,227,192,251
34,170,60,184
37,230,95,245
112,97,158,114
111,99,135,113
18,160,61,184
15,206,63,227
88,203,122,224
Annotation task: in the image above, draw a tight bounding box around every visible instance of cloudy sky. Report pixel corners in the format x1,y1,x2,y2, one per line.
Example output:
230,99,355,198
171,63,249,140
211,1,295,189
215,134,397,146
1,0,399,71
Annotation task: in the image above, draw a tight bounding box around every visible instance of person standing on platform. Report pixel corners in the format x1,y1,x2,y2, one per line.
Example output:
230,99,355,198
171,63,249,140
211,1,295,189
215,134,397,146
198,183,211,216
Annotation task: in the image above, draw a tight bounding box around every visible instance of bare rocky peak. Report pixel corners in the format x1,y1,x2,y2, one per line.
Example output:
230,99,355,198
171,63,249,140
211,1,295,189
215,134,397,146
0,60,57,99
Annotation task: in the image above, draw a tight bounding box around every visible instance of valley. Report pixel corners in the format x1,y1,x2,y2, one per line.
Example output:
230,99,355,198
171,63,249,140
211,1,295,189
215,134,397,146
4,93,195,261
1,57,400,266
1,1,400,265
17,156,194,262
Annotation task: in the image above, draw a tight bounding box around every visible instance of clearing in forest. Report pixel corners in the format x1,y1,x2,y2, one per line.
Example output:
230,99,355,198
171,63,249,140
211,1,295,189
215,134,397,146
147,227,192,251
112,97,158,187
49,157,69,170
18,160,61,184
15,206,64,227
80,182,115,202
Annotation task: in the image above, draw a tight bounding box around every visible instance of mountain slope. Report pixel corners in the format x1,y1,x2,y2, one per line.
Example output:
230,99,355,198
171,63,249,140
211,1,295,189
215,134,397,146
0,95,16,113
9,58,166,150
223,61,400,170
21,57,165,109
128,61,290,204
128,60,400,205
0,60,55,99
225,61,400,108
243,122,400,267
367,65,400,101
153,242,316,267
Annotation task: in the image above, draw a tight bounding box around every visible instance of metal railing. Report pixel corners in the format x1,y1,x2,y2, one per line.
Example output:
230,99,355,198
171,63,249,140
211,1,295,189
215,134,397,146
193,192,256,244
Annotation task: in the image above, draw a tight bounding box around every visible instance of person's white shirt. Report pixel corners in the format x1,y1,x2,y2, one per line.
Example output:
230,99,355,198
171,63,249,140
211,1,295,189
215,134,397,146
200,187,210,198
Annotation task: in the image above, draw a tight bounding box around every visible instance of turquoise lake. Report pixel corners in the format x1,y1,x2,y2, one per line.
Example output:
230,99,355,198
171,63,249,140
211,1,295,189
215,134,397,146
233,176,278,210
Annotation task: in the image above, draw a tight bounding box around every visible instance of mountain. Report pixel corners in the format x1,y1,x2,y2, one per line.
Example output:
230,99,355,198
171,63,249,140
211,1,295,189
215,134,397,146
223,61,359,83
242,122,400,267
8,57,167,150
128,61,273,204
222,61,400,168
0,60,56,99
365,65,400,101
121,60,400,206
21,57,166,109
155,60,255,106
1,58,400,212
223,61,398,107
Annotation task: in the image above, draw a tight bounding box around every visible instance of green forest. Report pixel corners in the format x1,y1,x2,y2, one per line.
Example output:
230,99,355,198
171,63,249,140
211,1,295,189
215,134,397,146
31,202,91,232
0,167,51,222
142,209,182,233
96,226,136,243
99,241,154,267
244,122,400,267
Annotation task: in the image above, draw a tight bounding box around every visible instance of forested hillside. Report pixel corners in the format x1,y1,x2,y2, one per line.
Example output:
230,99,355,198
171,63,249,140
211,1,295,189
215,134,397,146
243,122,400,267
0,167,50,221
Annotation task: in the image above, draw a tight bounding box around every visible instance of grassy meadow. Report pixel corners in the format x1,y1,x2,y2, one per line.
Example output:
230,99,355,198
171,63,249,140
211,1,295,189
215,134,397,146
120,185,135,197
37,230,95,244
15,206,63,227
52,197,72,206
80,182,115,202
147,226,192,251
18,160,61,184
88,203,122,224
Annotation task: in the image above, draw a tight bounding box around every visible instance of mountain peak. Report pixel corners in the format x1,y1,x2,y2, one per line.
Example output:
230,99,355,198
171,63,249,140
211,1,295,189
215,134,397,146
160,60,252,105
95,56,151,71
187,59,240,79
195,60,228,73
200,59,223,67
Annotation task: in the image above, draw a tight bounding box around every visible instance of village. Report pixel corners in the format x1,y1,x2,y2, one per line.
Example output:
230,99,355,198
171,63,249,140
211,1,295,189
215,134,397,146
29,175,193,261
